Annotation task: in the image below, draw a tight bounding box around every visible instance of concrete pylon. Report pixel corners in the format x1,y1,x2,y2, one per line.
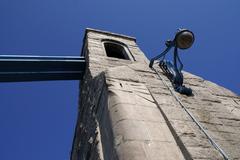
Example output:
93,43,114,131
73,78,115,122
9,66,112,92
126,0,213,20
71,28,240,160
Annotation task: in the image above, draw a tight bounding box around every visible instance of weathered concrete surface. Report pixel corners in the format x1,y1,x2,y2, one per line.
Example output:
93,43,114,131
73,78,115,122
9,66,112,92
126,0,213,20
71,28,240,160
106,66,185,160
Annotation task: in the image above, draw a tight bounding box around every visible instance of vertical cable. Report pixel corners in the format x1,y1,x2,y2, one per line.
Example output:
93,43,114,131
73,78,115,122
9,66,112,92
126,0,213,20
151,65,229,160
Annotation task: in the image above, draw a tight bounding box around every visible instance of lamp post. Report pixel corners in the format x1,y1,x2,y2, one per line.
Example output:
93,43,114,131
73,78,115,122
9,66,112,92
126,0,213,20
149,29,195,96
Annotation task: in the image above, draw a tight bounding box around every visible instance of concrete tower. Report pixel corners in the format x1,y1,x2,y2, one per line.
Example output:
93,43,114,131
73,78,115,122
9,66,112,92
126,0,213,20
71,29,240,160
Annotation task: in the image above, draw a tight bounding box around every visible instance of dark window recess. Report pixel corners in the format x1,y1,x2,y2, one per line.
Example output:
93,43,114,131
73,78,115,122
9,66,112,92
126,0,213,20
104,42,130,60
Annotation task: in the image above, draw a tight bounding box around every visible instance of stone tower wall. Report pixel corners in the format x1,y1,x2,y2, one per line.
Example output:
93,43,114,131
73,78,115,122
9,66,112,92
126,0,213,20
71,29,240,160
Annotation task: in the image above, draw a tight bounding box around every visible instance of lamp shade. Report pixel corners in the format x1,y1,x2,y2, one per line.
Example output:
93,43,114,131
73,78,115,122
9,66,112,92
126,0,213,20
175,29,195,49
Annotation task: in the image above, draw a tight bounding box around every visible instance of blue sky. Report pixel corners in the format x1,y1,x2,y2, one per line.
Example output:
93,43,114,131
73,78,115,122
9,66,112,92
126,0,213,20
0,0,239,159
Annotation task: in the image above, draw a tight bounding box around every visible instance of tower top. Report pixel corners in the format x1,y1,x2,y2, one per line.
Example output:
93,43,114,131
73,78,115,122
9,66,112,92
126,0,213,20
85,28,136,42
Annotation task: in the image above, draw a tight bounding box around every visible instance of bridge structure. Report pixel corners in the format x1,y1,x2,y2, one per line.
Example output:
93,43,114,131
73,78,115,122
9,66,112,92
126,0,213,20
0,55,85,82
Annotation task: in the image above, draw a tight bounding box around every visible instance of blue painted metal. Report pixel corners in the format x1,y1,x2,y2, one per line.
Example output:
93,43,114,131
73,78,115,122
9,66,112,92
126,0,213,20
0,55,86,82
149,29,193,96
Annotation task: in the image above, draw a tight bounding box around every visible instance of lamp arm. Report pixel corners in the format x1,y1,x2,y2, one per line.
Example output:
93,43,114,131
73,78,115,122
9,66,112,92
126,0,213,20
173,47,183,72
149,46,172,68
173,47,178,70
176,49,183,72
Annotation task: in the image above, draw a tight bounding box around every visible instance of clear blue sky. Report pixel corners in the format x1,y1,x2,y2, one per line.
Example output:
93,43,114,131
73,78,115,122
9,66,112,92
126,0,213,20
0,0,239,159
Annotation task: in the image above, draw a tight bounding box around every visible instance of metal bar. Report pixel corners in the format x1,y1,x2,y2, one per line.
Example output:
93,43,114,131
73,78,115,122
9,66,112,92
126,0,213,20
149,46,172,68
0,55,86,82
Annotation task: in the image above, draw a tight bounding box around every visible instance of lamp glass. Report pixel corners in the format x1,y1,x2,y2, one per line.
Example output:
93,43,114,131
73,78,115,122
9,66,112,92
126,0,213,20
175,30,194,49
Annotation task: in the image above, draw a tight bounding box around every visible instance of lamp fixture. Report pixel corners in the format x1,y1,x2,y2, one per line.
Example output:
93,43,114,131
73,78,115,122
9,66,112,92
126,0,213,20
149,28,195,96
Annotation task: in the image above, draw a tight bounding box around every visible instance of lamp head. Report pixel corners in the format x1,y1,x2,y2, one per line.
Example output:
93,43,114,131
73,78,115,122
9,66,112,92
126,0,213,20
174,29,195,49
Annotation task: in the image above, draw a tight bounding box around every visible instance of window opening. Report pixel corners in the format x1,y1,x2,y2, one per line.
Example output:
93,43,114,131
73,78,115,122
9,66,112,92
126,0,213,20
103,41,131,60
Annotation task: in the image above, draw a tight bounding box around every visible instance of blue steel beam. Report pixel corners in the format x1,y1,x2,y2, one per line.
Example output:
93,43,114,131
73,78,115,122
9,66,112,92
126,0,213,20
0,55,86,82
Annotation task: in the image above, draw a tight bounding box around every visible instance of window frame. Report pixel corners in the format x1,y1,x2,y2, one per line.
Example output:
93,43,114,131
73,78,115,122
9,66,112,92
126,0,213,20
102,40,135,61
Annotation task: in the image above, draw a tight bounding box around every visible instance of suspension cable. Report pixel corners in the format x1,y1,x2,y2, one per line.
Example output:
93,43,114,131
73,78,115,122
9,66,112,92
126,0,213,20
151,65,229,160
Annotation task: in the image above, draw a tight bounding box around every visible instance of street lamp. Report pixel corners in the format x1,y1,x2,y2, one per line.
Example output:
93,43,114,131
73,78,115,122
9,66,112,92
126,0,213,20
149,29,195,96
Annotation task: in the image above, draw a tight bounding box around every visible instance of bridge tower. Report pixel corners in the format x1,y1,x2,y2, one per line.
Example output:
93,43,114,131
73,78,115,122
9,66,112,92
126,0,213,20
71,29,240,160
